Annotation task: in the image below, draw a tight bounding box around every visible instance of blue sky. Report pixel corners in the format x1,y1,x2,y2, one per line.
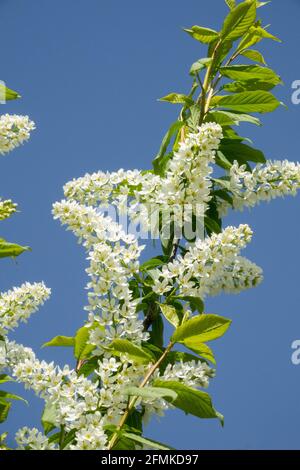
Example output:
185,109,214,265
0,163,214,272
1,0,300,449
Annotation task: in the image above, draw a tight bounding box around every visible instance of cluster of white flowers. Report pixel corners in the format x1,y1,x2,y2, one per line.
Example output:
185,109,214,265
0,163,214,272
15,427,55,450
2,341,107,449
206,256,263,296
151,224,256,298
0,114,35,155
0,282,50,336
52,200,147,348
63,123,223,233
0,198,17,220
161,360,215,389
219,160,300,215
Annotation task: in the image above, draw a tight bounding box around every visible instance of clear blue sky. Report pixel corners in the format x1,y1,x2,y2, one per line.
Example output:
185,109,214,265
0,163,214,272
1,0,300,450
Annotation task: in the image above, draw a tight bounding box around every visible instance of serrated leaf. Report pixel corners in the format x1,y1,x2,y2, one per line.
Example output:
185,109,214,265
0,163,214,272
110,339,154,364
223,80,276,93
154,380,223,425
241,49,266,65
216,91,281,114
221,1,256,42
220,65,281,85
207,110,261,126
184,26,219,44
123,432,174,450
159,93,194,106
220,141,266,163
171,314,231,343
159,304,183,328
182,339,216,364
43,335,75,348
123,386,177,402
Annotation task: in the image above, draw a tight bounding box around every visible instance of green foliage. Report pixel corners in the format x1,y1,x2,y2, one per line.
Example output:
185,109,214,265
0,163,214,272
171,314,232,343
43,335,75,348
154,380,224,425
110,339,155,364
123,385,177,401
184,26,219,44
0,83,20,101
0,238,30,259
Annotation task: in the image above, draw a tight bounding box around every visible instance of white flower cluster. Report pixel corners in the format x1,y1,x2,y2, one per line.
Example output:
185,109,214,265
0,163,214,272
161,360,215,389
0,282,50,336
0,198,17,220
63,123,223,232
151,224,256,298
15,427,55,450
219,160,300,215
3,341,107,450
0,114,35,155
206,256,263,296
52,200,147,348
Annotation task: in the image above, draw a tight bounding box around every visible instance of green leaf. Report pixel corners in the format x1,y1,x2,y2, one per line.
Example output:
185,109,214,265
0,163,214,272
184,26,219,44
0,83,20,101
159,93,194,106
220,141,266,163
223,80,276,93
171,313,231,343
216,91,281,114
154,380,223,425
41,403,57,435
189,58,212,76
150,314,164,349
140,258,166,271
152,121,184,175
123,386,177,402
225,0,236,8
74,326,95,360
0,401,11,423
0,238,30,259
123,432,174,450
241,49,266,65
221,0,256,42
215,151,233,170
77,357,99,377
43,335,75,348
173,296,204,314
207,110,261,126
159,304,183,328
0,390,27,404
220,65,281,85
205,216,222,234
187,104,201,132
0,374,14,385
182,339,216,364
110,339,154,364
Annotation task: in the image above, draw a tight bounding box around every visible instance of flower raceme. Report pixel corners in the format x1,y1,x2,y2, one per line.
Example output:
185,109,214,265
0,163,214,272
2,117,300,450
0,114,35,156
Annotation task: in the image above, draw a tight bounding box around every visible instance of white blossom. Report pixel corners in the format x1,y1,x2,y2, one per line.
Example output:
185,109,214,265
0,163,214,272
0,282,51,336
0,114,35,155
